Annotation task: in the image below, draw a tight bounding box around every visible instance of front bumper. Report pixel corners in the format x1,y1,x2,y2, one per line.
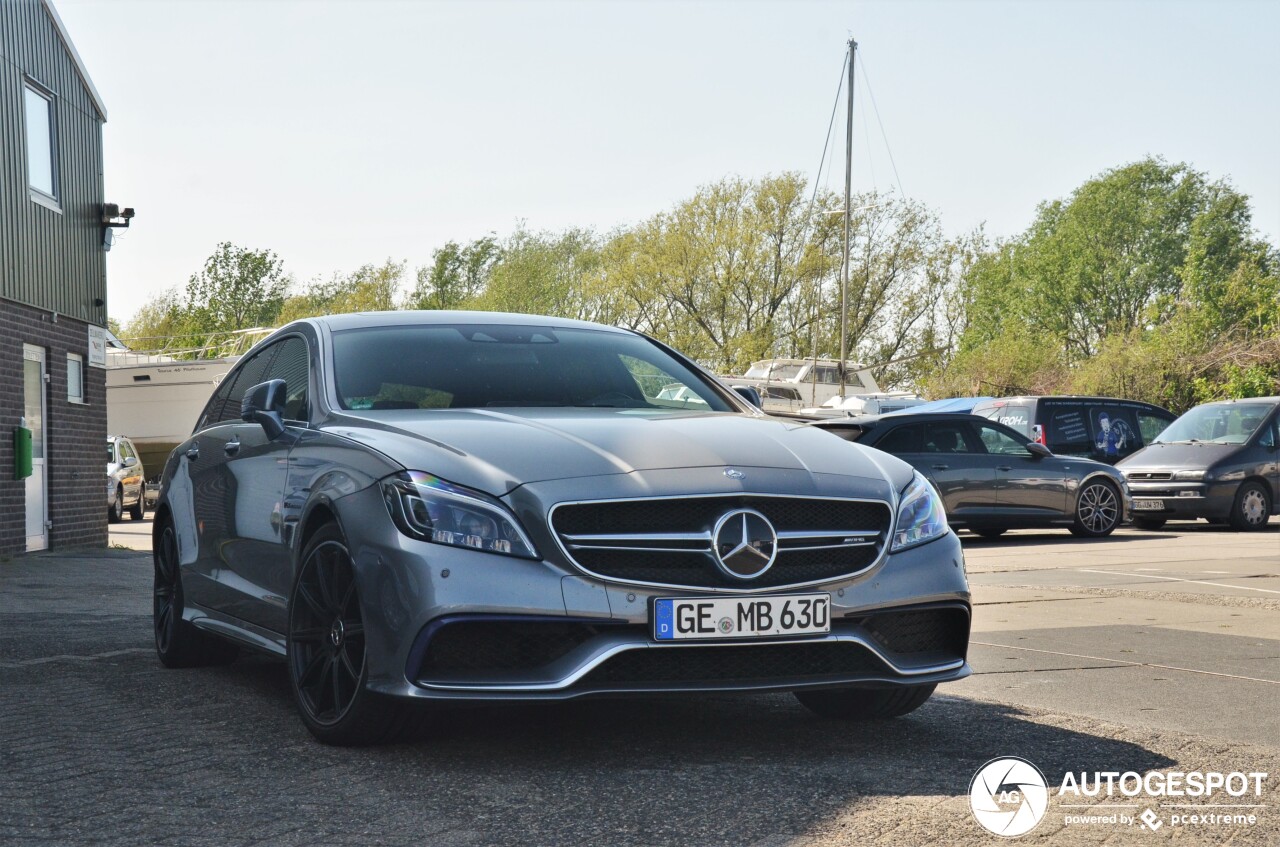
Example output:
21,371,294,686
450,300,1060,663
1127,480,1236,520
337,483,971,701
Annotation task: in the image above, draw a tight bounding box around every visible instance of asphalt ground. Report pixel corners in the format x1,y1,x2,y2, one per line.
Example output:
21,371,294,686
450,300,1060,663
0,520,1276,846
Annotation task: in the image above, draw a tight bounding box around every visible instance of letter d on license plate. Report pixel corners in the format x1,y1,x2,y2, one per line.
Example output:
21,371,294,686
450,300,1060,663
653,593,830,641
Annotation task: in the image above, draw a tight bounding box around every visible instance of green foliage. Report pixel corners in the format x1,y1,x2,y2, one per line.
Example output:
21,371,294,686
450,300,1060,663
941,157,1280,409
279,260,407,323
407,237,501,311
183,242,288,336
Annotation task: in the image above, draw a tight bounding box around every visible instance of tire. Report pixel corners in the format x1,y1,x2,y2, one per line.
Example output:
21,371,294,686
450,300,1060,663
973,528,1007,540
288,523,412,746
1131,517,1167,531
795,684,936,720
1228,482,1272,532
154,518,239,668
129,484,146,521
1070,479,1121,538
109,486,123,524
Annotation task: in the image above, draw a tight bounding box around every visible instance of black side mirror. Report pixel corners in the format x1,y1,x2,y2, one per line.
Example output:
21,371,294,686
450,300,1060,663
731,385,763,409
241,379,288,440
1026,442,1052,459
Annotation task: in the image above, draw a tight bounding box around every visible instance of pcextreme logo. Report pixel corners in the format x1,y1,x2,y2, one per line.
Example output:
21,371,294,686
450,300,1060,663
968,758,1269,837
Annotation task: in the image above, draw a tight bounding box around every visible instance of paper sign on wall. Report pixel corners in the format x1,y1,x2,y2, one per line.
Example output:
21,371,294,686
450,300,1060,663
88,325,107,368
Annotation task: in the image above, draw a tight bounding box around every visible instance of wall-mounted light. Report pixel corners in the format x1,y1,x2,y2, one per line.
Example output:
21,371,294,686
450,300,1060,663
102,202,136,252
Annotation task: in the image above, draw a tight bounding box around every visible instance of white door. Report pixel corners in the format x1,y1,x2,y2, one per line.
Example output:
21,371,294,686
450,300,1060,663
23,344,48,552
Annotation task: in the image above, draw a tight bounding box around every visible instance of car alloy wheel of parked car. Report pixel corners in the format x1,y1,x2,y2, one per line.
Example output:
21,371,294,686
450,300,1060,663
129,484,147,521
109,486,123,524
287,524,413,746
1070,480,1121,537
153,519,238,668
1230,482,1271,532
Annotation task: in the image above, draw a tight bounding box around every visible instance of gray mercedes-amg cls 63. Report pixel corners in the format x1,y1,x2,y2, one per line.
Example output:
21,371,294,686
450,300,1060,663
151,312,970,744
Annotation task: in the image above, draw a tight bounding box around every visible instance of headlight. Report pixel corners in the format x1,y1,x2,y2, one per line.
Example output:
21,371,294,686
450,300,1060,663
1173,469,1207,481
381,471,539,559
891,472,948,552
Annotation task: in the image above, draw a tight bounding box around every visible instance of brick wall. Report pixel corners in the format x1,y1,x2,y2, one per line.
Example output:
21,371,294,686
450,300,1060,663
0,299,107,555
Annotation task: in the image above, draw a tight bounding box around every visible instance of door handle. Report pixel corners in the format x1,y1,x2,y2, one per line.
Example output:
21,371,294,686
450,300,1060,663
185,445,200,461
931,464,949,470
224,439,241,456
997,465,1012,472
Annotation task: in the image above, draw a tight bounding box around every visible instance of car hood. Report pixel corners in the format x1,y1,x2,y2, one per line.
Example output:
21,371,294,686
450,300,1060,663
325,408,909,496
1119,442,1242,470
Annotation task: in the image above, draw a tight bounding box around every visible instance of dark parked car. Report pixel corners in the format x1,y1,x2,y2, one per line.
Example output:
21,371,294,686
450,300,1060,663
816,413,1131,539
151,312,971,744
970,396,1176,464
1118,397,1280,531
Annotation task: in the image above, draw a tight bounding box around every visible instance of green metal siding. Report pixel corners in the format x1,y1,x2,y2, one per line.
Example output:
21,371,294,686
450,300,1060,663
0,0,106,325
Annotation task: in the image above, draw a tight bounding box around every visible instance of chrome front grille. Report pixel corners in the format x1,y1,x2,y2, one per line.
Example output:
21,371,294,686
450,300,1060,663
549,495,892,590
1126,471,1173,481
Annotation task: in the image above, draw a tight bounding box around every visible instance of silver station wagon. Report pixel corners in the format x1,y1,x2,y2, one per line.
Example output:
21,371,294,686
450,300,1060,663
151,312,971,744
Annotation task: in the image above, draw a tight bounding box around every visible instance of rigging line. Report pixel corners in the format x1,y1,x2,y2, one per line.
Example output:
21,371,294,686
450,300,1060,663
810,50,849,211
856,50,905,199
859,68,877,190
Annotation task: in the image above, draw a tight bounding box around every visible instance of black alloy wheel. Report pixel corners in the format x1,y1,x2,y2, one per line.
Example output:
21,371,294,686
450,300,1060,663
1229,482,1272,532
153,518,238,667
1070,480,1121,538
288,523,410,745
129,484,147,520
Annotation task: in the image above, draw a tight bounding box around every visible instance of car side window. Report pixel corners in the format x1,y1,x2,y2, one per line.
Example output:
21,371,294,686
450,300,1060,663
924,422,976,454
201,346,278,428
1259,416,1278,448
1137,412,1171,445
264,336,310,423
875,424,924,453
975,423,1029,455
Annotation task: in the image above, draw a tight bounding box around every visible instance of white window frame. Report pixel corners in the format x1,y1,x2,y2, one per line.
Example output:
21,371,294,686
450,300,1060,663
24,79,60,211
67,353,85,404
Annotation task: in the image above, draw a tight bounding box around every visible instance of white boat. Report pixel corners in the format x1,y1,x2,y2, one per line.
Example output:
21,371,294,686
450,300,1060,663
105,329,272,487
719,357,881,414
798,392,928,418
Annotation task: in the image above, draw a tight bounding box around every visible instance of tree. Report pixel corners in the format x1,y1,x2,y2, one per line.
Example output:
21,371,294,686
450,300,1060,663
407,237,501,311
278,259,407,323
183,242,289,335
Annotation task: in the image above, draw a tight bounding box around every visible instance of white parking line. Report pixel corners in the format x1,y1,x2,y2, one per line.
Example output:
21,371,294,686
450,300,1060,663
1077,568,1280,596
970,641,1280,686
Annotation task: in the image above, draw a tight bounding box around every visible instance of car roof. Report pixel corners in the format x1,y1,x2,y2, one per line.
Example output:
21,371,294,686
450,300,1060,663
307,310,633,335
1195,396,1280,407
974,395,1164,404
820,412,988,430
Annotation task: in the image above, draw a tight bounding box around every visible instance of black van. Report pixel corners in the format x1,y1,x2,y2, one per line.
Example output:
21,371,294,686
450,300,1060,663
969,396,1177,464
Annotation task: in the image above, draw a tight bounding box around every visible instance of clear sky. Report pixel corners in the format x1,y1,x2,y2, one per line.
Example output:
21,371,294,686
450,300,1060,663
54,0,1280,324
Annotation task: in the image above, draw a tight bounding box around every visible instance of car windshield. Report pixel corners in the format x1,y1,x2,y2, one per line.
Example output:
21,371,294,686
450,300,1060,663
332,324,734,412
1154,402,1274,445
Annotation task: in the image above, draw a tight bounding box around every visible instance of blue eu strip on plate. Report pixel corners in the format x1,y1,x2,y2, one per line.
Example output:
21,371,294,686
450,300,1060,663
654,599,674,640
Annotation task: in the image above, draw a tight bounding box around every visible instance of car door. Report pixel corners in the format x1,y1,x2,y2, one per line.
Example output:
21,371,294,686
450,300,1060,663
920,420,1000,520
186,344,277,613
217,334,312,633
973,420,1069,516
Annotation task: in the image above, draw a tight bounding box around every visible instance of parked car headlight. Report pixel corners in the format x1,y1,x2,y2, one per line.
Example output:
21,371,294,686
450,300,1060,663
891,472,948,552
1173,469,1207,481
381,471,539,559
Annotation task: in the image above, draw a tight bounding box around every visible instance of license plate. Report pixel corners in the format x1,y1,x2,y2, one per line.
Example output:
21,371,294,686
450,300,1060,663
653,593,830,641
1133,498,1165,511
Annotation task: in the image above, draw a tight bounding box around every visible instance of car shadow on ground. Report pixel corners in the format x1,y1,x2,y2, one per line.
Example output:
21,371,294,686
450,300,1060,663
124,654,1177,840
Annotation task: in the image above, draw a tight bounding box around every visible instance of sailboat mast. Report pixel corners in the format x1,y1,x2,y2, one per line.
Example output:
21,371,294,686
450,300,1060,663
839,37,857,391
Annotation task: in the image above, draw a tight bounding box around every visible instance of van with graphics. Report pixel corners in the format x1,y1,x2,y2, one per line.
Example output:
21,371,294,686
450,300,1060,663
970,396,1176,465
